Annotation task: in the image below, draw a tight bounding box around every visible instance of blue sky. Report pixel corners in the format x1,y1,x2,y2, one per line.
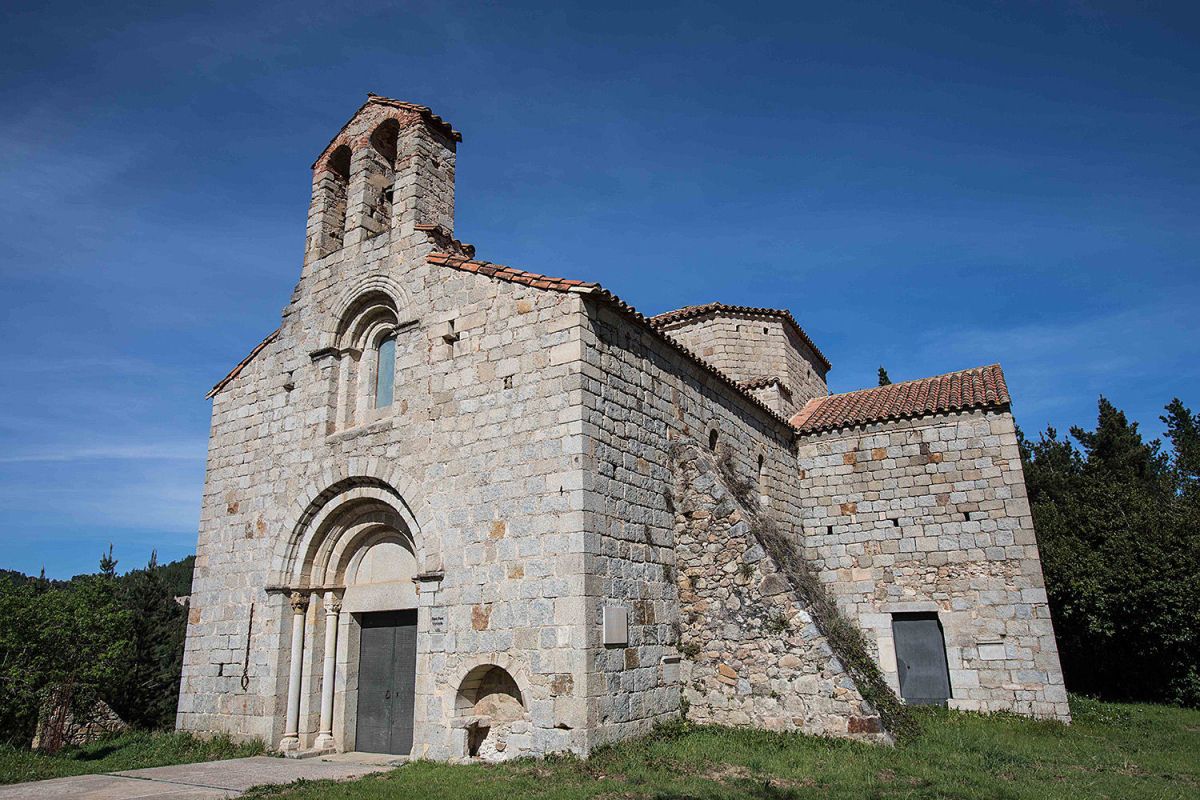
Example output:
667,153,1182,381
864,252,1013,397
1,1,1196,578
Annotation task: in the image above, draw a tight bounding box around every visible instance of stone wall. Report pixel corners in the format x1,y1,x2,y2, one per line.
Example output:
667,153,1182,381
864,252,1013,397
180,104,594,757
576,301,799,749
656,312,828,416
793,409,1070,721
671,442,884,739
33,690,128,751
183,98,1070,761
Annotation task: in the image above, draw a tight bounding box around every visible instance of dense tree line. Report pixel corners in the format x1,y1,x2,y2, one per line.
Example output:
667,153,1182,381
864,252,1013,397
1021,398,1200,707
0,553,193,746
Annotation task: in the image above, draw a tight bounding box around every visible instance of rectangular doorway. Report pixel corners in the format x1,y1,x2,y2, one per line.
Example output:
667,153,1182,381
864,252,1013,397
355,609,417,754
891,612,952,706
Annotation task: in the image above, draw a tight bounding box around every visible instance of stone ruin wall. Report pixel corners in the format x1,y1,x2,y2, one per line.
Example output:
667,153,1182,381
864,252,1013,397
670,442,885,739
794,409,1071,721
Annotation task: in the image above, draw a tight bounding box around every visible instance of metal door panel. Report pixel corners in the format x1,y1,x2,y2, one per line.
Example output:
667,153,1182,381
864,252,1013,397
390,610,418,754
355,612,397,753
892,613,952,705
355,610,417,755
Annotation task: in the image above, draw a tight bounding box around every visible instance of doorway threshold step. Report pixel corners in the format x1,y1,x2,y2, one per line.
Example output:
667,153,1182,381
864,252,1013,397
321,752,409,767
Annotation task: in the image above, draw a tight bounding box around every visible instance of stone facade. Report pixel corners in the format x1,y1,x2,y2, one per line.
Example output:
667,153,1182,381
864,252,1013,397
655,306,830,418
794,410,1070,720
178,95,1069,761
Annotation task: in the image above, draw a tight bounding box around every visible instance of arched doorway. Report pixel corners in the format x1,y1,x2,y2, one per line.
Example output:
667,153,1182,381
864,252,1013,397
342,533,419,755
276,483,425,756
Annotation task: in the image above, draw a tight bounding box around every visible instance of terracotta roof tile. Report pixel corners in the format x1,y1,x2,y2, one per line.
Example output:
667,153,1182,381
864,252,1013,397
650,302,831,372
429,252,605,295
789,364,1011,434
364,94,461,142
206,329,280,399
311,95,461,169
740,376,785,391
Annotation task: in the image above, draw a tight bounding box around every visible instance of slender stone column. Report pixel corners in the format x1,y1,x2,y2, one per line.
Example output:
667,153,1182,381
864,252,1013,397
280,591,308,753
314,592,342,751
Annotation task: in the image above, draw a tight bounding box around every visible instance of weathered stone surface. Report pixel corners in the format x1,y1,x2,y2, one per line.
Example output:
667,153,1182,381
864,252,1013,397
33,689,127,751
177,95,1069,764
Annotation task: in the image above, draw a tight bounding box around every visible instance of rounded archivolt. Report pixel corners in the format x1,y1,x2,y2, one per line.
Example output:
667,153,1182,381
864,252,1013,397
335,290,398,352
325,274,412,350
275,477,421,588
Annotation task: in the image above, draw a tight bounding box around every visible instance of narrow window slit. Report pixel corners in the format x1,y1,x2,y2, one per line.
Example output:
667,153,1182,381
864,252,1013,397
374,335,396,409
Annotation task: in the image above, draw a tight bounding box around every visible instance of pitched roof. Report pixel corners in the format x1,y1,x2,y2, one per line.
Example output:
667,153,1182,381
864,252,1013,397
365,94,461,142
649,302,831,372
739,376,788,392
789,364,1010,434
312,94,461,168
426,252,600,293
427,253,796,427
206,329,280,399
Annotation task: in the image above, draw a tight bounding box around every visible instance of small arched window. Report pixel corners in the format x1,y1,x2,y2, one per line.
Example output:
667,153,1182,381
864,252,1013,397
329,290,400,430
374,335,396,409
708,429,719,451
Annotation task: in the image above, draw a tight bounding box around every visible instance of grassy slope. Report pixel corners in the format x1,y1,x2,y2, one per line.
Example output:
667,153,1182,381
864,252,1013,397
248,697,1199,800
0,731,264,785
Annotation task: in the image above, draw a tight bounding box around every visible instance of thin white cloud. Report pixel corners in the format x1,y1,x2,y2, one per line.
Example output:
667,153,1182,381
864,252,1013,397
913,302,1194,378
0,440,206,464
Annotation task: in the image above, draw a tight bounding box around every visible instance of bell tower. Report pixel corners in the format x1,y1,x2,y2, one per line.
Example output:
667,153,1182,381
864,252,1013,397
305,95,461,263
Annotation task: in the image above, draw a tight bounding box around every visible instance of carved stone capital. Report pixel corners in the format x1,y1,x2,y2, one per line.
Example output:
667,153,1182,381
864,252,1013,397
323,592,343,615
289,591,309,613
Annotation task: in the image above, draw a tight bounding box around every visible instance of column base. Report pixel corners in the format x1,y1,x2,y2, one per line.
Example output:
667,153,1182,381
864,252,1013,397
279,735,301,754
313,732,337,752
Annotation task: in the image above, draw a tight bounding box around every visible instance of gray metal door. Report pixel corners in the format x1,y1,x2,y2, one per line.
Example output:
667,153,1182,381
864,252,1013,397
355,610,417,754
892,613,951,705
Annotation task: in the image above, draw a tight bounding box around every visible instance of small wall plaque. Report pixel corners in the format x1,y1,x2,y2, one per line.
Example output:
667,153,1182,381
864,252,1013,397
978,640,1006,661
603,605,628,647
430,606,447,633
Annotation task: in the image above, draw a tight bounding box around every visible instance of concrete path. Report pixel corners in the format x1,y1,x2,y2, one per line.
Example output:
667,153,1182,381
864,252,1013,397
0,755,396,799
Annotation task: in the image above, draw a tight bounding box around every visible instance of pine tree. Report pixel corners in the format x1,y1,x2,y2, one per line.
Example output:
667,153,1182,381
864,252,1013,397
113,551,188,729
99,545,118,579
1023,396,1200,707
1163,398,1200,499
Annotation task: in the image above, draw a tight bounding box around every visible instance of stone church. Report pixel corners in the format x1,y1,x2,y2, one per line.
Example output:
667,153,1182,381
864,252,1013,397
178,95,1069,760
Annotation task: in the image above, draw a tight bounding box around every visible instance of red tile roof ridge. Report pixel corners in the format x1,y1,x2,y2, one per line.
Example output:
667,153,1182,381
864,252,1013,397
739,376,785,390
789,397,825,431
649,302,831,372
364,93,461,141
427,253,795,428
311,94,461,168
790,364,1011,434
206,328,280,399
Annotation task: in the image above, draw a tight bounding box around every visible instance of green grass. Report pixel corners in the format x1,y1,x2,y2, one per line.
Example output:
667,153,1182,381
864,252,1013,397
0,730,265,785
247,697,1199,800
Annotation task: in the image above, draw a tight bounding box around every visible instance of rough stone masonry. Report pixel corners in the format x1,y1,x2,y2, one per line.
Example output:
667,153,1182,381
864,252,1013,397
177,94,1069,762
